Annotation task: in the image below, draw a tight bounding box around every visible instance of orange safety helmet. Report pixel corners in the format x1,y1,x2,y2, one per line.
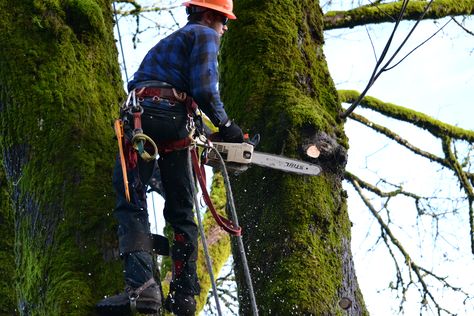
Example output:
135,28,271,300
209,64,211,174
183,0,236,20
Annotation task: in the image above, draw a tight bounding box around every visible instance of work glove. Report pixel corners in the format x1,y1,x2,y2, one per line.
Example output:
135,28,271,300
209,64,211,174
219,120,244,143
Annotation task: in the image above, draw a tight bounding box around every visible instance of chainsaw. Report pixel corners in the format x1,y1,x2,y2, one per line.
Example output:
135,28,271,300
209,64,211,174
204,136,321,176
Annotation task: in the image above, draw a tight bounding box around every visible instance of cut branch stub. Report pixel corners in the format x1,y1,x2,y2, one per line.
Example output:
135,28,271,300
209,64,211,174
304,144,321,158
339,297,352,310
302,131,347,175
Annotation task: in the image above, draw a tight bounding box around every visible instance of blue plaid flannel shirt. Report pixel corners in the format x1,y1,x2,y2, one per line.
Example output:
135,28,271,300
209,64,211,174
128,22,229,127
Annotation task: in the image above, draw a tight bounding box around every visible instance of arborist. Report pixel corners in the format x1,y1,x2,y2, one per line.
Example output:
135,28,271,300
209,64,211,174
96,0,243,315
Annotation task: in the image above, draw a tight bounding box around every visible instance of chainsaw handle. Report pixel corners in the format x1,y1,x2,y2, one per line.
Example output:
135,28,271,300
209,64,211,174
246,134,260,147
210,132,261,148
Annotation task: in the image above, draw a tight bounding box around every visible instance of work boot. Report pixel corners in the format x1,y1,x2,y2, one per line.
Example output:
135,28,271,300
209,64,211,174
96,278,161,315
164,291,196,316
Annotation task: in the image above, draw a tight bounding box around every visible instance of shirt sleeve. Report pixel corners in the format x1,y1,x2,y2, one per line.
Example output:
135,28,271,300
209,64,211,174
189,27,229,127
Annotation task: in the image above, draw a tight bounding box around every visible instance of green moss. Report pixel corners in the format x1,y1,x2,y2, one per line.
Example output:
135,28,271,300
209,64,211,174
0,1,124,314
0,164,16,314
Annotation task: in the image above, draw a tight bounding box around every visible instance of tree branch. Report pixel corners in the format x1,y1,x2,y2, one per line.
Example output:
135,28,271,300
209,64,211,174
341,94,474,253
345,171,422,199
348,111,449,167
347,176,466,315
441,136,474,254
339,90,474,142
113,1,180,16
452,17,474,35
345,171,461,219
324,0,474,30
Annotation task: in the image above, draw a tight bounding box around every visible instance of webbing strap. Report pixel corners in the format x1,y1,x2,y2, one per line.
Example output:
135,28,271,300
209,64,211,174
157,137,192,155
119,232,170,256
190,147,241,236
128,278,156,315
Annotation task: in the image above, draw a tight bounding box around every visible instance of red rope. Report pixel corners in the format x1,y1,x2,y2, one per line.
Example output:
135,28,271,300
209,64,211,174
190,148,242,236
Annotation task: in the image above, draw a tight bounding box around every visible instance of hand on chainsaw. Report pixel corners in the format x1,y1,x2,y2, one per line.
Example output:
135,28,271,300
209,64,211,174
219,120,244,143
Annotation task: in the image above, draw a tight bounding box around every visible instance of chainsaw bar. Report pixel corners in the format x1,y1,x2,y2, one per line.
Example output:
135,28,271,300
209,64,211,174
207,142,321,176
252,151,321,176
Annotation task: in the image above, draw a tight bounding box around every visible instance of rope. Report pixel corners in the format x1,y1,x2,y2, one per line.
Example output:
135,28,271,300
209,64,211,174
191,138,259,315
151,190,159,235
190,148,241,235
187,149,223,316
205,145,259,316
113,2,129,83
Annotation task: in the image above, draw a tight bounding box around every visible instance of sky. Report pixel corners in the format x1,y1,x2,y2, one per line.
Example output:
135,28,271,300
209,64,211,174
323,5,474,315
113,2,474,315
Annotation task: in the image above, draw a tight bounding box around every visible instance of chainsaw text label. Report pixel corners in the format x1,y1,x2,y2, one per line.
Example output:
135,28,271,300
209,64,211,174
285,162,304,170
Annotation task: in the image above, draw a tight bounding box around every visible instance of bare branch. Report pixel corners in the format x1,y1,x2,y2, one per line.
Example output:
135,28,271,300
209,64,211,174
441,136,474,254
342,95,474,253
347,176,465,315
345,171,462,221
113,1,180,16
385,17,452,71
452,16,474,36
339,0,412,118
348,112,448,167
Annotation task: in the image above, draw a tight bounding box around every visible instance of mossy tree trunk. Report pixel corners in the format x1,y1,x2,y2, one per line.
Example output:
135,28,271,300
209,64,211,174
0,163,16,314
0,1,124,314
220,1,367,314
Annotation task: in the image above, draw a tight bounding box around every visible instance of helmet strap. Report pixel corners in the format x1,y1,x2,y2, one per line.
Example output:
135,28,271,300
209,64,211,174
186,5,208,16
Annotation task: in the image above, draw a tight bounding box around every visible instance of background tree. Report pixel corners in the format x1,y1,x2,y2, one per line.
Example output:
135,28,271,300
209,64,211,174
0,1,124,314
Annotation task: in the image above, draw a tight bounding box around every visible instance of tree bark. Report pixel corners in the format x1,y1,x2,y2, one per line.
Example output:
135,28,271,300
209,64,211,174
0,1,124,314
324,0,474,30
220,1,367,314
0,163,16,314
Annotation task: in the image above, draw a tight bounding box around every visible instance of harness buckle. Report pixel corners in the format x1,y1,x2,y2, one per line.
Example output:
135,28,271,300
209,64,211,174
186,114,195,133
172,88,187,103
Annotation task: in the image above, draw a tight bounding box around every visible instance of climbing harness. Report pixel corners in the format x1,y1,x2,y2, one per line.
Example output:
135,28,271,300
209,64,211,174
114,90,159,202
190,147,242,235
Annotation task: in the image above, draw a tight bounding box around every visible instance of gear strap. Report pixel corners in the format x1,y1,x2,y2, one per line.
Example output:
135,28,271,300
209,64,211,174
128,278,156,315
119,231,170,256
190,147,241,236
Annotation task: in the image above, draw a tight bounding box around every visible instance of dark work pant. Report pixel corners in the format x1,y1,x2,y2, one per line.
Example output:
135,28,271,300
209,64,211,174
112,98,200,295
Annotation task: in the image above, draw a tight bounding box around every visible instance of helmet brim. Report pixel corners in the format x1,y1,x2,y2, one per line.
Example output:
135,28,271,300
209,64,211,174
183,1,237,20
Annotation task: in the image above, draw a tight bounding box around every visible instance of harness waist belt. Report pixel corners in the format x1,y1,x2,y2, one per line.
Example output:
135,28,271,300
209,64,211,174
135,86,187,103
